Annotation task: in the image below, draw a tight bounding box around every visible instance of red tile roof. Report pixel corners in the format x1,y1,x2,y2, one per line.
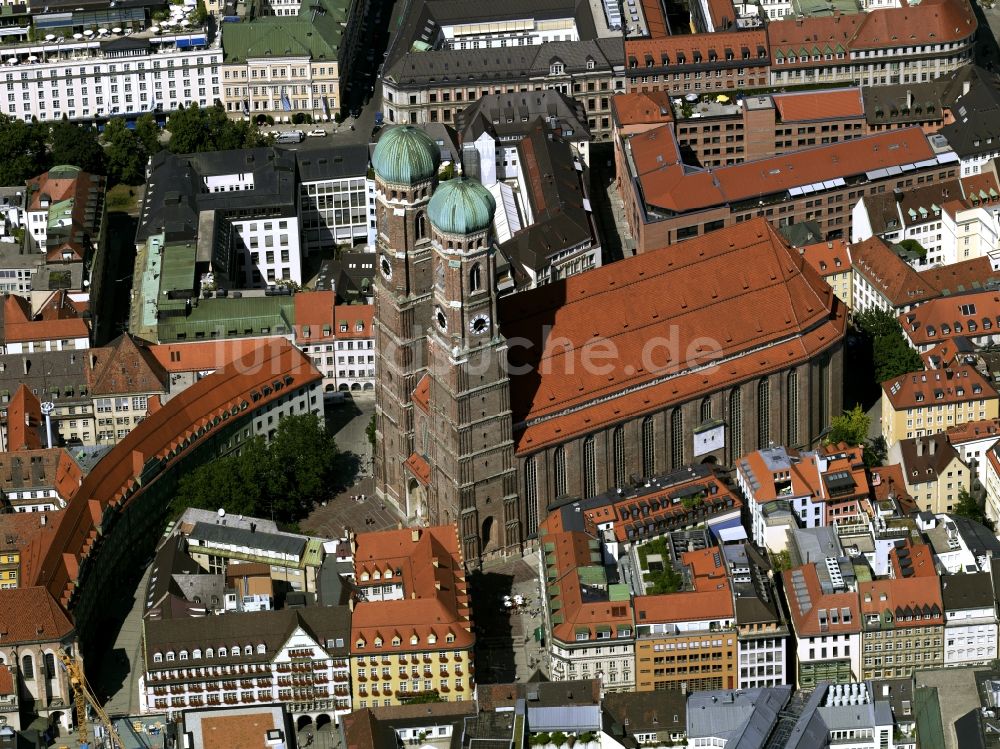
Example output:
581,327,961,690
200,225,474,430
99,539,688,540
772,89,864,122
26,167,106,264
23,340,322,608
850,0,976,50
767,14,863,62
404,452,431,486
199,713,277,749
0,585,74,643
946,417,1000,445
635,127,935,214
870,463,915,513
0,448,81,500
2,293,89,344
412,373,431,415
499,218,845,453
626,30,768,71
632,547,734,624
739,444,869,505
294,290,336,344
784,563,860,638
335,304,374,340
882,365,996,410
797,239,851,278
85,333,168,397
7,384,43,451
351,525,473,652
851,236,939,309
611,91,674,128
900,290,1000,347
149,337,289,374
917,257,1000,296
0,510,63,553
889,541,936,579
860,577,943,626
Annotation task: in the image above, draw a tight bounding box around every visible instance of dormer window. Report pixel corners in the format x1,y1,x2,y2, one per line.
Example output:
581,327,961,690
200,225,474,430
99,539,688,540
153,653,163,663
428,634,437,645
392,636,401,646
192,649,202,659
244,645,252,655
356,639,366,649
446,633,456,643
550,61,564,75
166,652,175,661
586,57,595,70
179,651,188,660
374,637,383,648
206,648,214,658
258,644,266,654
411,635,419,645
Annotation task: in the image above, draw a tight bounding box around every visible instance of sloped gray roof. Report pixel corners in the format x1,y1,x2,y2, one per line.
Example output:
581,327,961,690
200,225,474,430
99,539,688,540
188,520,307,557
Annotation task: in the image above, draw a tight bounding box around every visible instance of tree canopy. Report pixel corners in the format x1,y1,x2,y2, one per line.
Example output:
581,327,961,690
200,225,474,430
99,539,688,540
173,413,342,522
102,118,148,186
165,103,270,154
954,488,995,531
824,404,886,467
49,119,106,175
0,116,48,185
854,307,923,384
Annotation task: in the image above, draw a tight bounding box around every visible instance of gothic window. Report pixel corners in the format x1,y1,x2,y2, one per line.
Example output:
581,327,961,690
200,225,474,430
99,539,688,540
670,409,683,468
700,397,711,423
757,378,770,448
469,263,481,293
729,387,743,462
641,417,655,477
43,652,55,679
21,654,33,680
787,370,799,447
525,456,538,536
416,212,426,240
613,426,625,487
583,436,596,498
554,446,567,498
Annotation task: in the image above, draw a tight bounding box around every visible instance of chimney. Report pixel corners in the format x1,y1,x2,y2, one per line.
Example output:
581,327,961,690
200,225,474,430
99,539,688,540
929,438,936,455
40,514,47,526
917,439,924,457
132,449,145,477
411,528,421,543
963,80,971,97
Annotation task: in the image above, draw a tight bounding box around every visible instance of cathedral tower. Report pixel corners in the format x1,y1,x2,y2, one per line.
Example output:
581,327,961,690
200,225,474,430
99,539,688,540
421,179,519,561
372,126,440,515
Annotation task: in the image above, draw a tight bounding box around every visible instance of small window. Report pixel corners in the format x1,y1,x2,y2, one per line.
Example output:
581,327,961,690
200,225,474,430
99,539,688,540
153,653,163,663
257,644,266,654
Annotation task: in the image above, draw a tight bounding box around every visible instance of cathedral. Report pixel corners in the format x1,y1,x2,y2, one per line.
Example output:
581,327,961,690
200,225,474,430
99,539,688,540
372,126,847,564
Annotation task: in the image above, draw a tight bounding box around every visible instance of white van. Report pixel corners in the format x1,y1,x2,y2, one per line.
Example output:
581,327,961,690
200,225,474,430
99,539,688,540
276,130,305,144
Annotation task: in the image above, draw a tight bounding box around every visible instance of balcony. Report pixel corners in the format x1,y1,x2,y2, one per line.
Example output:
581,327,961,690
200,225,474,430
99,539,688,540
241,680,255,689
423,655,433,664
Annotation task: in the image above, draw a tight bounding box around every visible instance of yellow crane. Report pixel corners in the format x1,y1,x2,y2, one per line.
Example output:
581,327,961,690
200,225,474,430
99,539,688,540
57,650,125,749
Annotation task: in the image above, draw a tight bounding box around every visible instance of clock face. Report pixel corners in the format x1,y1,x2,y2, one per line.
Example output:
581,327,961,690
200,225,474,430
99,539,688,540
380,255,393,280
435,307,448,332
470,313,490,335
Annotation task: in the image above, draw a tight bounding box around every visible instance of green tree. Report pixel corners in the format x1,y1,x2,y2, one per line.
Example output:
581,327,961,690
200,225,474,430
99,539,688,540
103,118,148,186
135,114,163,158
853,307,923,383
166,103,268,154
954,488,995,531
0,115,50,184
366,412,376,451
175,437,272,516
48,119,106,174
826,404,870,446
771,549,791,572
267,413,340,519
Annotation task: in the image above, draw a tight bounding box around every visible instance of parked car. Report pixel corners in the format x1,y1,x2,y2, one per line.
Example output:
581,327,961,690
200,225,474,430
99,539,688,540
275,130,305,143
306,129,327,137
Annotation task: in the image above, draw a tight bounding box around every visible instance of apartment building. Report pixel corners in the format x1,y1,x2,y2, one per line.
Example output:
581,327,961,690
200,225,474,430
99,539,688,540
890,433,971,515
898,290,1000,353
784,682,896,749
939,65,1000,177
332,304,373,393
539,516,635,691
849,236,941,315
84,333,168,446
0,447,82,513
349,526,474,708
852,173,1000,268
946,418,1000,488
859,577,944,680
0,34,220,123
0,350,95,446
941,572,998,667
881,366,999,446
1,293,90,355
633,547,738,693
219,0,348,120
295,145,376,254
798,239,853,308
293,290,336,391
617,124,960,253
784,562,862,687
140,605,352,724
737,444,872,548
0,511,62,590
381,0,624,139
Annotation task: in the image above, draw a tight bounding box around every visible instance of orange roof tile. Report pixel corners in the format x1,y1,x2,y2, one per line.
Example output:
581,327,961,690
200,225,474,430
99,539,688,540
149,337,290,374
0,448,80,500
859,576,943,625
85,333,168,397
882,365,996,410
917,257,1000,295
351,525,473,652
920,340,961,370
626,30,768,69
404,452,431,486
870,463,915,512
946,417,1000,445
797,239,851,277
900,290,1000,347
23,340,322,607
335,304,373,340
7,384,43,451
772,89,864,122
500,218,845,453
738,444,869,505
784,563,860,638
767,14,864,62
849,0,976,50
199,713,277,749
0,585,74,643
851,236,939,308
294,290,336,343
412,373,431,415
889,540,936,579
611,91,674,128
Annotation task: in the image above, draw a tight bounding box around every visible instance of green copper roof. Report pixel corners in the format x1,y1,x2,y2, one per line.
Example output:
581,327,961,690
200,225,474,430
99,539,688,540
371,126,440,185
427,178,495,235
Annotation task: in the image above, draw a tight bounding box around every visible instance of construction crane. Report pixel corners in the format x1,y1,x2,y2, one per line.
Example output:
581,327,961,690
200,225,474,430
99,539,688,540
57,649,125,749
